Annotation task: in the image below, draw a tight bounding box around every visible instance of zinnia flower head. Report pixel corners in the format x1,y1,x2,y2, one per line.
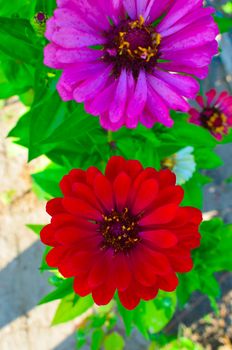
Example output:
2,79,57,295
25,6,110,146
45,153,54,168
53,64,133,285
33,12,48,37
189,89,232,141
40,156,202,310
35,12,48,24
162,146,196,185
44,0,218,131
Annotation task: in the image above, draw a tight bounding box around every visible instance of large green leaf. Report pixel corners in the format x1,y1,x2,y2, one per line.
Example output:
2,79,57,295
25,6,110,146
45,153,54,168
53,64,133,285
104,332,125,350
26,224,44,236
52,294,94,325
194,148,223,169
133,291,177,339
32,163,69,198
214,16,232,34
178,219,232,306
116,296,134,336
39,278,74,305
91,329,104,350
41,104,99,145
0,17,41,63
181,173,204,209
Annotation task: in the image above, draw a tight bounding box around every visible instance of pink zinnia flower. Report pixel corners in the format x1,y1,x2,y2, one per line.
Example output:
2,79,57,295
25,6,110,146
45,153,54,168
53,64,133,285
189,89,232,140
44,0,218,131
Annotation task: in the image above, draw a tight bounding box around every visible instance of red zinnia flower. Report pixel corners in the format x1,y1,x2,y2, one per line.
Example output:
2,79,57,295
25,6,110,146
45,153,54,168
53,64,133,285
40,156,202,310
189,89,232,140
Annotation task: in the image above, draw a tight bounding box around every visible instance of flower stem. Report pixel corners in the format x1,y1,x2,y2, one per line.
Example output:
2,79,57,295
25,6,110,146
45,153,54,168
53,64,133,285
107,131,113,143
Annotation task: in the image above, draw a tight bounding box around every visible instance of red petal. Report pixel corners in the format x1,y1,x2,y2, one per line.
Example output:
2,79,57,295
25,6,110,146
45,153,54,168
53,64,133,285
167,207,191,228
51,213,95,230
94,174,114,210
113,172,131,211
132,178,159,214
188,207,203,224
105,156,127,181
55,226,98,245
68,251,97,275
88,252,111,288
72,182,101,210
111,254,131,290
46,246,67,267
127,168,157,206
139,245,172,275
158,273,179,292
125,159,143,180
158,170,176,188
46,198,64,216
179,234,201,249
86,166,102,186
62,197,102,220
59,259,76,278
156,186,184,207
92,282,116,306
135,281,158,301
74,274,91,297
140,204,178,226
118,286,140,310
131,250,157,286
40,224,56,246
168,253,194,273
73,236,101,252
60,169,86,196
142,229,178,248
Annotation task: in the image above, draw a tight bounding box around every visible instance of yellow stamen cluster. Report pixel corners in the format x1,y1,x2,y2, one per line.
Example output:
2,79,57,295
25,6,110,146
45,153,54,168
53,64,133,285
100,208,140,254
206,112,227,134
117,15,161,63
161,155,177,170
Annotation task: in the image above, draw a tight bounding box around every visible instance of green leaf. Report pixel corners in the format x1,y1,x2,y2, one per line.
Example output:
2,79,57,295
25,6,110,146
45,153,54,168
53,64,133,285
32,163,69,198
169,118,217,148
52,294,94,325
177,270,201,307
76,329,87,349
26,224,44,236
199,273,220,300
214,16,232,34
42,104,99,145
0,54,34,99
91,329,104,350
135,140,160,168
39,278,74,305
8,111,30,147
29,90,68,160
178,219,232,306
134,291,177,338
195,148,223,169
116,296,134,336
181,173,203,209
0,17,41,63
40,246,53,272
104,332,125,350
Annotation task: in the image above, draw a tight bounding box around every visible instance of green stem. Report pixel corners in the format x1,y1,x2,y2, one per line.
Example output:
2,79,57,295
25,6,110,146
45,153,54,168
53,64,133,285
107,131,113,143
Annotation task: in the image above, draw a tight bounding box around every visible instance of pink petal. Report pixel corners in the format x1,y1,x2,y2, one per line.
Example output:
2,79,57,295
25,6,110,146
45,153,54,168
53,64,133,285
109,69,128,123
127,70,148,119
154,70,200,99
148,75,189,112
